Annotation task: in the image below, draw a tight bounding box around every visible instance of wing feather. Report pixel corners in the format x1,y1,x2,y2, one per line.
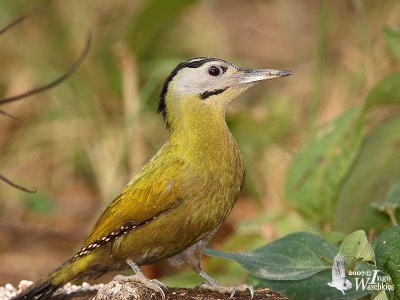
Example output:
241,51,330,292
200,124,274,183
82,152,184,247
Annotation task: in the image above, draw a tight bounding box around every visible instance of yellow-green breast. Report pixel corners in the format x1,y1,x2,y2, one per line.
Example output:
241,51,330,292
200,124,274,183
111,96,244,265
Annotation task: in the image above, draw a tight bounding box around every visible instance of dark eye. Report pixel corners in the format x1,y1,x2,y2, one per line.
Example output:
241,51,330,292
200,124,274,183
208,65,222,76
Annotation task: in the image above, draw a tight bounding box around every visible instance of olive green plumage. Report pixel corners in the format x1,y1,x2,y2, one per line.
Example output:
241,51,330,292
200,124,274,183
15,57,291,300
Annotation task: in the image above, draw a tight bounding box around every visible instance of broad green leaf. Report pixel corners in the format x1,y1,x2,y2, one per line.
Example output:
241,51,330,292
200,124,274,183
374,226,400,299
285,108,364,224
339,230,375,267
205,232,337,280
363,72,400,112
249,265,372,300
383,27,400,61
334,114,400,232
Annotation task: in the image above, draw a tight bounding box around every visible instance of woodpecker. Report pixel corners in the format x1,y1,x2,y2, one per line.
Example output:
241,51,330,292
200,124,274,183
14,57,292,300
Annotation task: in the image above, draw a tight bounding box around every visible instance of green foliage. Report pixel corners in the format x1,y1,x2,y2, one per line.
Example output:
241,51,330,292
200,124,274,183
207,229,399,299
374,227,400,299
249,271,371,300
206,52,400,300
372,183,400,226
285,108,364,224
206,232,336,280
385,184,400,209
273,67,400,298
286,71,400,227
364,72,400,111
339,230,375,267
383,27,400,62
207,230,383,299
334,114,400,232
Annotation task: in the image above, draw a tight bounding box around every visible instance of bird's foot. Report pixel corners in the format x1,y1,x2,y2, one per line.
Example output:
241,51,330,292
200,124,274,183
113,274,168,299
199,271,254,298
114,259,168,299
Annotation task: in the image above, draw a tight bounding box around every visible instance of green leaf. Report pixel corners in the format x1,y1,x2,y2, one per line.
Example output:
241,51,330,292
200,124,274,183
372,183,400,226
363,72,400,112
386,184,400,209
372,183,400,211
334,114,400,232
249,268,371,300
374,226,400,299
383,27,400,61
339,230,375,267
205,232,337,280
285,108,364,224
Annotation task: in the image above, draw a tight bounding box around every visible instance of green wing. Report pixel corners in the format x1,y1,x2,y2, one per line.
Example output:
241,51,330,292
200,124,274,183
82,152,184,247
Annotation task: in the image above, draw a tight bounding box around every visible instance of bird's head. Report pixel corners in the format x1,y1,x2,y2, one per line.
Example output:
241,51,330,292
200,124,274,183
158,57,292,130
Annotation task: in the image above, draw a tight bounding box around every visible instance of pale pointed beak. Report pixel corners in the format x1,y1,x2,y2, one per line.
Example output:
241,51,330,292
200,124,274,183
238,68,293,84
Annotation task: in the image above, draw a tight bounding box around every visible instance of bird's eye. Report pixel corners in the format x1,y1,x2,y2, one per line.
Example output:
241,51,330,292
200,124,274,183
208,65,223,76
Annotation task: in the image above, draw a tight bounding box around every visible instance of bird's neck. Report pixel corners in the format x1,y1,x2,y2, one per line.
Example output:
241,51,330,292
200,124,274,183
166,95,238,162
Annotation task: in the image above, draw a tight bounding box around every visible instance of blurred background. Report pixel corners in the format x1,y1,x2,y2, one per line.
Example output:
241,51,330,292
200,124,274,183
0,0,399,290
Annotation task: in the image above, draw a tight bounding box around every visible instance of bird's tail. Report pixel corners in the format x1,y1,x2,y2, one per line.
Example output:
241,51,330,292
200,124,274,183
13,256,91,300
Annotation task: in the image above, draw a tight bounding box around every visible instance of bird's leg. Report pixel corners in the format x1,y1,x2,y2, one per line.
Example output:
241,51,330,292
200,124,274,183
176,238,254,299
113,258,168,299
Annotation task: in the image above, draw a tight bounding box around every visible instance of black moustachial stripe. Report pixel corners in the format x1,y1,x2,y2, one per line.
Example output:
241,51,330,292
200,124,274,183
158,57,221,128
200,87,228,100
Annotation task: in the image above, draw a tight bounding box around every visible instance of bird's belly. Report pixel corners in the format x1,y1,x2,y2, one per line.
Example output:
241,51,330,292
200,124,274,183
112,177,241,266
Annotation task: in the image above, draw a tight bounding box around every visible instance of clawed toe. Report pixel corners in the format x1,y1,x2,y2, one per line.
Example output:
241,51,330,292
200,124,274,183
152,279,168,292
230,284,254,298
113,274,168,299
145,279,167,300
